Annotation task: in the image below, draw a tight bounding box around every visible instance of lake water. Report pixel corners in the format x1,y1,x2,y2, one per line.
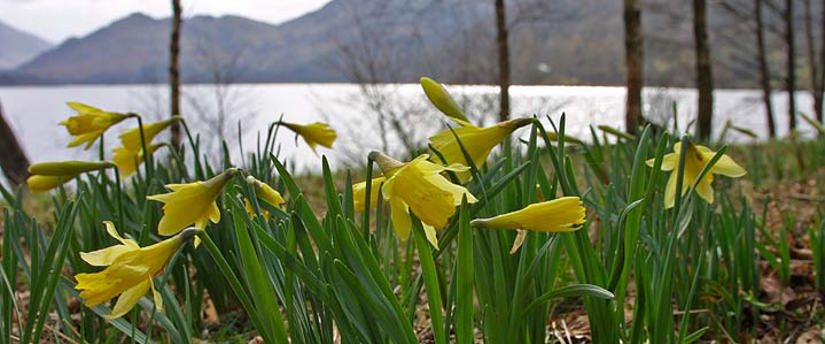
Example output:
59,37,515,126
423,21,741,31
0,83,817,172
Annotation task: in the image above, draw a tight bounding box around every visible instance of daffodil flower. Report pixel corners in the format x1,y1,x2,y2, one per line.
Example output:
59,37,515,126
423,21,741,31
119,117,180,151
147,169,237,236
352,176,385,212
647,142,746,208
243,176,286,218
370,151,477,247
429,118,533,171
26,160,114,192
470,197,586,233
60,102,130,150
75,221,196,320
279,121,337,152
112,143,162,177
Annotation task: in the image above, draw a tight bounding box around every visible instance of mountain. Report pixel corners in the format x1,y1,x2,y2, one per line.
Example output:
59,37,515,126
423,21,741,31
0,21,52,70
0,0,787,87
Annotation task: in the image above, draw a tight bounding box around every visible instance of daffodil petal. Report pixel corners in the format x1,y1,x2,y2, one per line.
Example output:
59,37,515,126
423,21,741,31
390,199,411,241
104,279,150,320
423,224,439,249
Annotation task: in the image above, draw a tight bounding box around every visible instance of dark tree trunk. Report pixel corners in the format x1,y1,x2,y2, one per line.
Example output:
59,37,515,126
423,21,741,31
624,0,644,134
169,0,183,149
804,0,823,123
693,0,714,140
786,0,797,132
495,0,510,122
756,0,777,138
0,102,30,186
821,0,825,123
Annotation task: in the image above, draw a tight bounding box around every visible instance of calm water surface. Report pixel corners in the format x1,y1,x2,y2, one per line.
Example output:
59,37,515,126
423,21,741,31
0,83,815,172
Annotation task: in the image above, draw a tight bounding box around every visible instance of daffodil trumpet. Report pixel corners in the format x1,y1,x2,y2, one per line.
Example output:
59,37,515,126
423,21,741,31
429,117,533,180
276,120,337,152
369,151,477,247
74,221,197,320
470,196,586,233
26,160,115,192
148,168,239,237
646,140,746,208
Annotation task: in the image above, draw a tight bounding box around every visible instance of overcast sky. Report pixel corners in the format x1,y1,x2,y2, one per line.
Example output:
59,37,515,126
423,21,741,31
0,0,332,43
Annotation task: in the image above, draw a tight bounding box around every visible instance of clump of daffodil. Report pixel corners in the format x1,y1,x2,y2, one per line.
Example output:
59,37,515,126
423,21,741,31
352,176,386,212
113,143,163,177
119,116,181,151
471,197,586,233
26,160,114,192
60,102,130,150
75,221,196,320
647,141,746,208
370,151,477,247
148,168,238,237
243,176,286,218
279,121,337,152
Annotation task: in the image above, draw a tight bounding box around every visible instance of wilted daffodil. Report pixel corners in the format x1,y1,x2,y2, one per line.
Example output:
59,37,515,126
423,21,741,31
647,142,746,208
119,117,180,151
75,221,196,320
429,117,532,170
279,121,337,152
61,102,130,150
26,160,114,192
243,176,286,218
148,168,237,236
370,151,477,247
352,176,386,212
112,143,162,177
471,197,586,233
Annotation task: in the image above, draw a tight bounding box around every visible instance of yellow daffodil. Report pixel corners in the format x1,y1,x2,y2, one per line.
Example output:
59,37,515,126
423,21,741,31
147,169,237,236
429,118,532,170
26,160,114,192
75,221,196,320
470,197,586,232
352,176,386,212
370,151,477,247
279,121,336,152
420,76,471,126
119,117,180,151
112,143,162,177
243,176,286,218
647,142,746,208
61,102,130,150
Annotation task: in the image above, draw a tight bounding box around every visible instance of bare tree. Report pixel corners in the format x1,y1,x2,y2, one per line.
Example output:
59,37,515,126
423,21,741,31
804,0,823,123
786,0,797,132
0,101,29,186
495,0,511,121
185,43,253,161
169,0,183,149
755,0,778,137
693,0,714,140
624,0,644,134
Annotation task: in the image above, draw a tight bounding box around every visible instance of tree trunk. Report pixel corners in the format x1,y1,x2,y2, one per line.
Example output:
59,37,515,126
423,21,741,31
624,0,644,134
804,0,822,124
495,0,510,122
169,0,183,149
0,102,30,186
756,0,777,138
786,0,797,132
693,0,714,140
